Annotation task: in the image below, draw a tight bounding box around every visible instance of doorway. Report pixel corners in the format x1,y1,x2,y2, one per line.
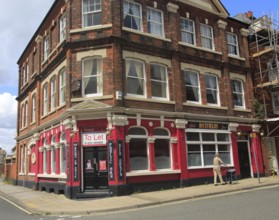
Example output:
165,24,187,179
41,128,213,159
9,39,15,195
237,141,252,178
83,147,108,191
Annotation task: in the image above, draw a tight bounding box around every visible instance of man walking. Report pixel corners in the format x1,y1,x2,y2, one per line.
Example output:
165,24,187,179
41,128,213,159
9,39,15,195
213,153,226,186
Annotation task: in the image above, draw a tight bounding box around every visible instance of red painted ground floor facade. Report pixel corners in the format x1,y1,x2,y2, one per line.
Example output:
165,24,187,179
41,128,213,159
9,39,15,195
17,111,264,199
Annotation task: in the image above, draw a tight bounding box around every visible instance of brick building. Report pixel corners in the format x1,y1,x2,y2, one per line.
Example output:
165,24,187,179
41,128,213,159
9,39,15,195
16,0,264,199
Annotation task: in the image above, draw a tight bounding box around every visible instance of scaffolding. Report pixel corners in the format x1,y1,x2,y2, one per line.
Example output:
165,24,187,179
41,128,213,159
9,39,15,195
248,13,279,176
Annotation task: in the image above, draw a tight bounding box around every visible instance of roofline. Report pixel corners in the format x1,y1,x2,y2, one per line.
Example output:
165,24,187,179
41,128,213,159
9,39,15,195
17,0,58,64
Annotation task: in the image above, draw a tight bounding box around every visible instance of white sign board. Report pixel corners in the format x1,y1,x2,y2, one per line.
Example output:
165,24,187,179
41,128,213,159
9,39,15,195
82,132,107,146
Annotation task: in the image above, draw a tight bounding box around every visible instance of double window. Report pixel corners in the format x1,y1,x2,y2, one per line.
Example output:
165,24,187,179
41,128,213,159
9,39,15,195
82,0,102,27
200,24,214,50
231,79,245,108
184,70,200,103
205,74,219,105
186,131,231,168
227,33,239,56
128,127,171,172
147,7,164,37
82,57,103,96
123,0,142,31
181,18,195,45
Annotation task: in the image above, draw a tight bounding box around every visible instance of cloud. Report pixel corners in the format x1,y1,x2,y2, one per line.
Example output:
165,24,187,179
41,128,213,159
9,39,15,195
0,93,17,153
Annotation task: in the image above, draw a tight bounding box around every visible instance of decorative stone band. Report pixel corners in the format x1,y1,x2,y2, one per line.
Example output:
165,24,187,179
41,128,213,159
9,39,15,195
148,137,156,144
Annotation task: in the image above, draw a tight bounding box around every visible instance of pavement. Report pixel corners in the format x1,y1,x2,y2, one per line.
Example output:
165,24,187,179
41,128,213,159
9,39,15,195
0,176,278,216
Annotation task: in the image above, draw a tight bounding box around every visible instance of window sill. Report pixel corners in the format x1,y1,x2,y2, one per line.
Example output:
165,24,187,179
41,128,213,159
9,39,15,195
125,96,175,104
71,95,113,103
57,103,66,110
126,170,181,177
18,173,26,176
123,27,171,42
228,54,245,61
28,173,36,176
178,42,222,55
183,102,228,110
233,108,251,112
37,174,67,179
70,24,113,34
188,165,234,170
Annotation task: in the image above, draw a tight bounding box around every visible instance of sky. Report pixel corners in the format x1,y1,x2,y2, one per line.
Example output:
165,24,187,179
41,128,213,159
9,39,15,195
0,0,278,154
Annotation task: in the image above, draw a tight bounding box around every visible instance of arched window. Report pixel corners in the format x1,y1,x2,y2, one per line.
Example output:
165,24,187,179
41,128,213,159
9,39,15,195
128,127,148,171
51,136,56,174
60,132,66,174
153,128,171,170
43,139,48,174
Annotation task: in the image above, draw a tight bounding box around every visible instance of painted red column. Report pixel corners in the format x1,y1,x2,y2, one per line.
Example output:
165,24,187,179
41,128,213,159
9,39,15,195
175,119,188,182
148,138,156,171
171,138,179,170
55,143,60,174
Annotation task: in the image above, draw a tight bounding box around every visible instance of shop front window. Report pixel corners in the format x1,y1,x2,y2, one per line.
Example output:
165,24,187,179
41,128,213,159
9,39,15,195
186,131,232,168
153,128,170,170
128,127,148,171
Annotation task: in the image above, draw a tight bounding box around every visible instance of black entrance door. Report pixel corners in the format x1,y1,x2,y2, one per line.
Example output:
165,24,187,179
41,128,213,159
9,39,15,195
84,147,108,191
237,142,251,178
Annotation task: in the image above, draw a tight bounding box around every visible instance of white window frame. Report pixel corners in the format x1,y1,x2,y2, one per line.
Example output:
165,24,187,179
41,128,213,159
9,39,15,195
43,83,48,116
181,18,196,45
232,79,245,109
60,13,66,42
82,0,102,27
50,76,56,111
147,7,164,37
205,74,219,106
184,70,201,104
186,130,233,169
123,0,143,31
43,139,48,174
51,136,56,174
60,132,66,174
227,32,239,56
153,128,171,170
21,104,24,128
82,57,103,97
24,101,28,127
31,94,36,123
59,68,66,106
200,24,214,50
44,35,50,61
128,127,149,172
150,64,168,100
126,59,146,97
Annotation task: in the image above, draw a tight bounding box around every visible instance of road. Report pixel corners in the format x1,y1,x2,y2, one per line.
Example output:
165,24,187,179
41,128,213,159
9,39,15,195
0,186,278,220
